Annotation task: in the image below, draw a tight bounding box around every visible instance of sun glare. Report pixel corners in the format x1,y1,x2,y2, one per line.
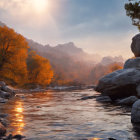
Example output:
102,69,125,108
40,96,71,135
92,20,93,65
33,0,48,13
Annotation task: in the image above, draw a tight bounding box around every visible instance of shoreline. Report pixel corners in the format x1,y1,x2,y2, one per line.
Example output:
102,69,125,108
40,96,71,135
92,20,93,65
14,85,96,94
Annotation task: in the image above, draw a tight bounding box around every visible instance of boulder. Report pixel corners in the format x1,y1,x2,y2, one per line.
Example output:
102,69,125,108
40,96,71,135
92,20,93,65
0,122,6,136
80,96,97,100
12,134,26,139
131,33,140,57
95,68,140,100
131,100,140,123
0,98,8,103
0,91,11,99
117,96,138,106
1,86,15,94
96,96,112,102
124,57,140,69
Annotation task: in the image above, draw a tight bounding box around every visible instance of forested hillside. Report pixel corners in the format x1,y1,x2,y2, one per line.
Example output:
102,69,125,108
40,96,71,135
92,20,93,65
0,26,53,87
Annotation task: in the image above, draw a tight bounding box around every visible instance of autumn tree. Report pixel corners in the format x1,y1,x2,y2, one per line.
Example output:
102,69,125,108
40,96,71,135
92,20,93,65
89,62,123,84
0,26,28,85
108,62,123,73
27,51,54,87
125,0,140,30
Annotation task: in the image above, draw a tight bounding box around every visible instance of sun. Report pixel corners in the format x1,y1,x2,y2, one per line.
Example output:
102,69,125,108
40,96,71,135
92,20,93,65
33,0,48,13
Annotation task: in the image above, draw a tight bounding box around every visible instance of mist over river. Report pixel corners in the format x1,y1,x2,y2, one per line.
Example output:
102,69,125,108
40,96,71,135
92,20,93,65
0,89,139,140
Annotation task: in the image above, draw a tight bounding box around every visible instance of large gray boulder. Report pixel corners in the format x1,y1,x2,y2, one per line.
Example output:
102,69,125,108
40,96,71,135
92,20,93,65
117,96,138,106
124,57,140,69
95,68,140,100
131,33,140,57
131,100,140,123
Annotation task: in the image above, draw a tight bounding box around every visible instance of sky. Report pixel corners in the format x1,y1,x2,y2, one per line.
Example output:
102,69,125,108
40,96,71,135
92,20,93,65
0,0,138,58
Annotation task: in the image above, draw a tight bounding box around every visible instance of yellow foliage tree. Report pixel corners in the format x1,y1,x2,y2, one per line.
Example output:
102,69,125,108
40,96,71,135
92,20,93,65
27,51,54,87
0,26,28,85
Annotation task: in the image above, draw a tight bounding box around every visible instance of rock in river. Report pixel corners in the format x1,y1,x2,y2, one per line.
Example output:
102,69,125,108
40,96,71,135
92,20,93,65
131,100,140,123
95,68,140,100
1,86,15,94
96,96,112,102
0,91,11,99
117,96,138,106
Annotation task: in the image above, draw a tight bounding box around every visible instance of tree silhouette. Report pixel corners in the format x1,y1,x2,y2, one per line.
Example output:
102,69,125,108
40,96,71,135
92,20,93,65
125,0,140,30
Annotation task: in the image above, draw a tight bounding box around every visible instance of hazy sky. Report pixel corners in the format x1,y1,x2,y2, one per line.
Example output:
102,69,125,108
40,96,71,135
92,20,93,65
0,0,138,58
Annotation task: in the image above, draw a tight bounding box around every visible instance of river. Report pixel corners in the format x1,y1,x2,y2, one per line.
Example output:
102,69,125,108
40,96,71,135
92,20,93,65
0,89,139,140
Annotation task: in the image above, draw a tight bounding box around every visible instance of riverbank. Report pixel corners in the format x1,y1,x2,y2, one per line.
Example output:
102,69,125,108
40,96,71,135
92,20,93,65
14,85,96,93
0,81,97,139
0,81,26,139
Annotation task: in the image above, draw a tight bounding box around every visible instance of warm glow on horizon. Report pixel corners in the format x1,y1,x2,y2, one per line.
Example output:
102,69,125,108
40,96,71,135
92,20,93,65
33,0,49,13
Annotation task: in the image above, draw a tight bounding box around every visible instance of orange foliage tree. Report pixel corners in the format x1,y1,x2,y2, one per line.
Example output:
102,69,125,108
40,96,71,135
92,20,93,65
0,26,28,85
27,51,54,87
108,62,123,73
0,26,54,87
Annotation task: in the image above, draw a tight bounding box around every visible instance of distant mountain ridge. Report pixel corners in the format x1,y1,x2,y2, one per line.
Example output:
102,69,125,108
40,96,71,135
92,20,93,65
27,39,102,64
100,56,124,65
53,42,83,55
0,21,124,85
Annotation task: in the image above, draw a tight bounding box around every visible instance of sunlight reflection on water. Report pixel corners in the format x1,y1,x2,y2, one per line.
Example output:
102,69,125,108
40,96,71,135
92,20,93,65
12,101,25,135
90,138,102,140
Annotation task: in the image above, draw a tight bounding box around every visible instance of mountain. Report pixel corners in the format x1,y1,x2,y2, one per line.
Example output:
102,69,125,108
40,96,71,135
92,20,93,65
27,39,101,85
100,56,124,65
53,42,83,55
27,39,102,63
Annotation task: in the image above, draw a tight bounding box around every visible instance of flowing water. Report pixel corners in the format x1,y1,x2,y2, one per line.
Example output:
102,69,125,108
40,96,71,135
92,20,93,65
0,89,139,140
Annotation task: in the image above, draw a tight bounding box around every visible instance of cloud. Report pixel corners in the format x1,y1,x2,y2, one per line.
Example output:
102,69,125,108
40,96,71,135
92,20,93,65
0,0,138,58
73,30,138,59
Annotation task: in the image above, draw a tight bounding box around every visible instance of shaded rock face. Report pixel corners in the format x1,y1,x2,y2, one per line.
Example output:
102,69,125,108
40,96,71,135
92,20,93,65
136,84,140,97
117,96,138,106
124,57,140,69
0,91,11,99
131,33,140,57
1,86,15,94
131,100,140,123
96,96,112,102
95,68,140,100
